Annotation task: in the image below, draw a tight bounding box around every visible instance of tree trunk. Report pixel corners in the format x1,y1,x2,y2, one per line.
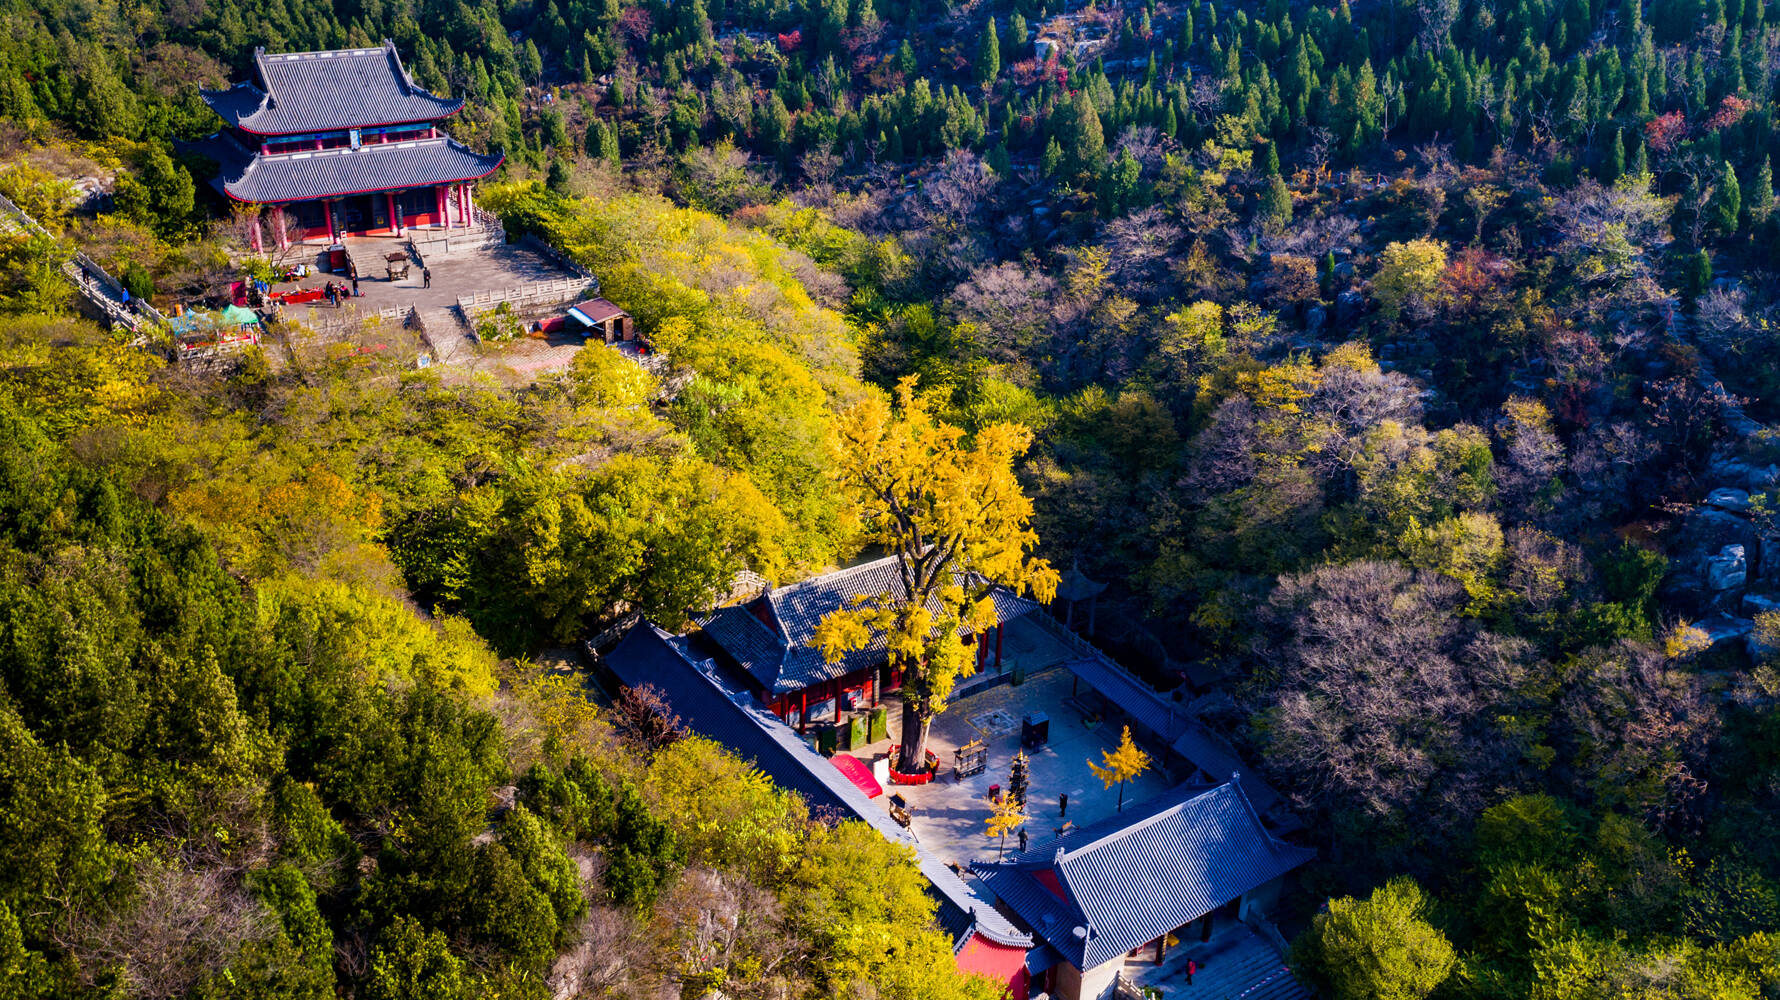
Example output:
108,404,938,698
898,696,930,773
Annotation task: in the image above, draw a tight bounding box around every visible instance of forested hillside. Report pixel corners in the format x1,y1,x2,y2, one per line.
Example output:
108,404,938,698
0,214,998,996
6,0,1780,995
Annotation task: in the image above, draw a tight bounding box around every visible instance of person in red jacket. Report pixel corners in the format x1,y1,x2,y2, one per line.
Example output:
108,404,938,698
1186,958,1197,986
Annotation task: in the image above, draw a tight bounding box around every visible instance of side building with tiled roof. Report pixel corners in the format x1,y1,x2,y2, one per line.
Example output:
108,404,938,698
193,41,503,251
599,623,1036,998
969,781,1314,1000
685,553,1043,734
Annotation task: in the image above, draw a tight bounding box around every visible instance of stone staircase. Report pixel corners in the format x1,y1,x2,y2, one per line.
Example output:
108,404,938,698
408,208,506,259
0,189,165,334
1120,926,1312,1000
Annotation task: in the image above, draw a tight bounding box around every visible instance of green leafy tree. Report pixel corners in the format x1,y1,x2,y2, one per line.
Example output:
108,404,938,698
1294,877,1457,1000
111,148,195,237
364,917,466,1000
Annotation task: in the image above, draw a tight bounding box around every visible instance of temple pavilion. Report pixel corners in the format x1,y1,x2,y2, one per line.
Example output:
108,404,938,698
199,41,504,251
686,554,1043,732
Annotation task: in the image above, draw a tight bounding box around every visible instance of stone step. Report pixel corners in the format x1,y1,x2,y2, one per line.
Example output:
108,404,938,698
1235,967,1312,1000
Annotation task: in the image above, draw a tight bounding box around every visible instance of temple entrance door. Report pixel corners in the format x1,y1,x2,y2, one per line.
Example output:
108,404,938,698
337,195,381,235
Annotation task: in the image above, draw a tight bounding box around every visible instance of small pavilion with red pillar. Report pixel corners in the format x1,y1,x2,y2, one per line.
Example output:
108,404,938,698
198,41,503,251
689,554,1041,732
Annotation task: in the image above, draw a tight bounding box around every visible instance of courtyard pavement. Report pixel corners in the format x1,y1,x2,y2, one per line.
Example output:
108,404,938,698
269,236,592,378
852,646,1177,872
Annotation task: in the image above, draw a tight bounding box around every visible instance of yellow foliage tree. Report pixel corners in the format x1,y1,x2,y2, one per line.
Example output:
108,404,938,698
1088,725,1152,811
813,376,1058,773
986,792,1027,859
1373,238,1449,320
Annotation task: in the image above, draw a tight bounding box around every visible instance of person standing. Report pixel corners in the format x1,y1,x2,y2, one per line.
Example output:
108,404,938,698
1058,792,1068,818
422,267,432,289
351,269,360,296
1018,828,1028,853
1186,958,1197,986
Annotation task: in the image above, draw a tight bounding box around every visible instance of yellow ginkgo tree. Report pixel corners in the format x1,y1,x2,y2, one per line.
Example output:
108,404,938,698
1089,726,1152,812
813,375,1058,774
986,793,1027,860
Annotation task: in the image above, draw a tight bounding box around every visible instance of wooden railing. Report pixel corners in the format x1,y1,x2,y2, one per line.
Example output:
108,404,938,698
0,190,166,331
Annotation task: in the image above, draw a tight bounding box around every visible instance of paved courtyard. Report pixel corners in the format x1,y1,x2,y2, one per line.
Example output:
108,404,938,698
852,652,1177,871
270,236,594,378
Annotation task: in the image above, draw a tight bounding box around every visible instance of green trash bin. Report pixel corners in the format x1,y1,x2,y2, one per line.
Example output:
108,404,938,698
816,722,838,755
869,706,889,743
847,714,867,749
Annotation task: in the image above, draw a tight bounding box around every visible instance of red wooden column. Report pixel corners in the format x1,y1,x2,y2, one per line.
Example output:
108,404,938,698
995,624,1004,672
249,213,263,253
324,201,336,242
436,186,448,228
800,690,808,734
387,192,401,234
458,184,470,226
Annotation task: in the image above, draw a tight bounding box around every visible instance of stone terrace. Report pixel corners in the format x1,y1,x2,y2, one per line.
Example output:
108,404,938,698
272,237,594,378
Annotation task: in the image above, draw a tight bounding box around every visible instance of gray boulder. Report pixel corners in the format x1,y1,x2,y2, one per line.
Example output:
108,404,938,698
1704,544,1749,591
1707,487,1754,513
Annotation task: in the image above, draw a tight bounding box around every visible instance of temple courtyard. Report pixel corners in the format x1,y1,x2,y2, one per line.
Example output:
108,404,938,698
270,236,596,378
847,633,1178,873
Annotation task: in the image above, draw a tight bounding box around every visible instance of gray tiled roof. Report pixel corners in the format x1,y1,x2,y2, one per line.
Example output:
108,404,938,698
971,781,1313,971
699,554,1043,694
216,137,503,203
601,623,1032,952
203,42,461,135
1058,650,1281,813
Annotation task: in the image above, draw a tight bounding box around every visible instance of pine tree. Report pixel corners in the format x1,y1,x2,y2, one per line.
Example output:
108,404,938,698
1008,11,1029,59
1041,135,1063,176
977,18,1001,86
521,40,543,85
1683,248,1713,301
1262,174,1293,226
897,38,917,76
1264,141,1281,176
1748,156,1776,228
1063,89,1105,176
1602,127,1626,182
1711,159,1742,236
599,121,621,168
